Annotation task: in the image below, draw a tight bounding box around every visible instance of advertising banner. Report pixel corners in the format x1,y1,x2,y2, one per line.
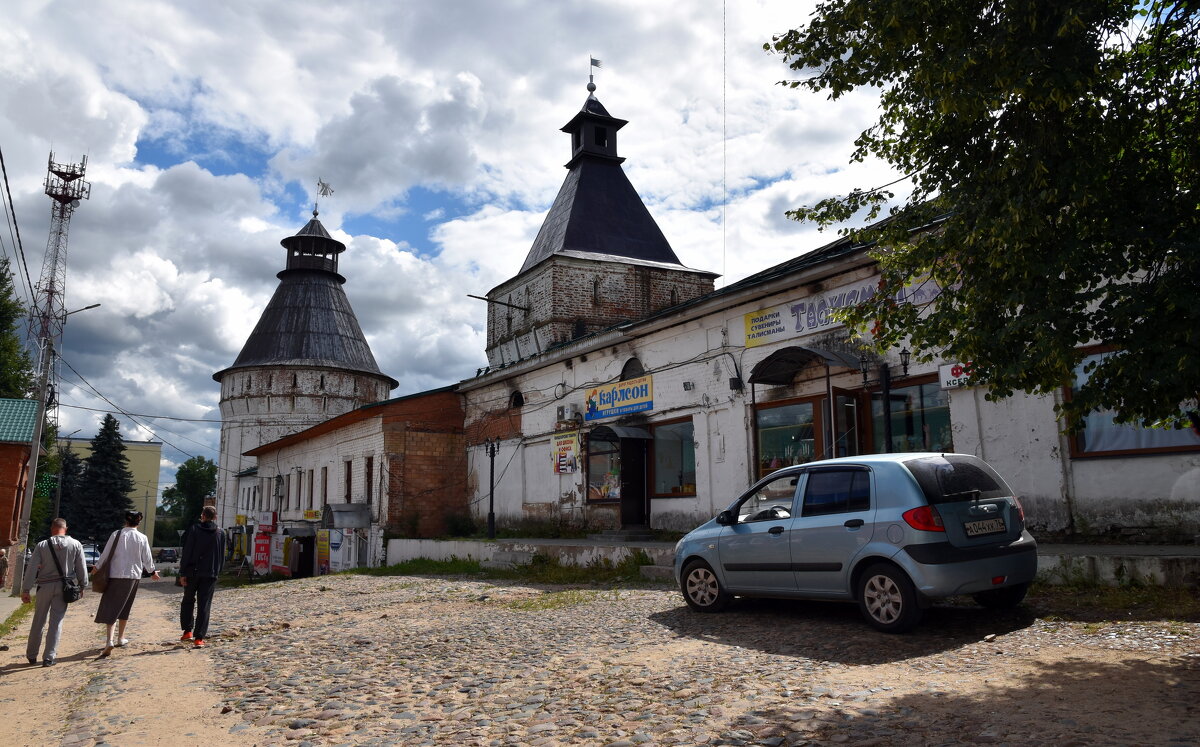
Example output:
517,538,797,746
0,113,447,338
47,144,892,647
316,529,331,575
257,511,277,533
552,430,581,473
743,276,942,348
584,375,653,421
303,509,322,521
270,534,291,576
235,514,247,526
252,534,271,575
327,529,354,573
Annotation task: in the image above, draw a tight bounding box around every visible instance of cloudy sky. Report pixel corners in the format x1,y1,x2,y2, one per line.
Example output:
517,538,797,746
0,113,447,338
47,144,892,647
0,0,898,500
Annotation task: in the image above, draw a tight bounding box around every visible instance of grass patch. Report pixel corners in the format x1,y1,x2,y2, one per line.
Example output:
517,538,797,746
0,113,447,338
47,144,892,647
0,601,34,639
505,589,603,611
1029,581,1200,622
346,551,660,587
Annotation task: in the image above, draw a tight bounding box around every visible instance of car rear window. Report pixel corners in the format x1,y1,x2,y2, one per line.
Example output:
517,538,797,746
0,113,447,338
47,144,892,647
905,455,1013,505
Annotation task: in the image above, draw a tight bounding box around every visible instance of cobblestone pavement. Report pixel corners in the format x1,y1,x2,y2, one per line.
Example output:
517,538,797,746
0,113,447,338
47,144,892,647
3,573,1198,746
208,574,1198,746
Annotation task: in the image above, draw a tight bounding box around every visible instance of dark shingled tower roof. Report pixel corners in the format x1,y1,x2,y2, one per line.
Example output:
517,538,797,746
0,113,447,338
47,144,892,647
213,212,398,388
518,84,685,274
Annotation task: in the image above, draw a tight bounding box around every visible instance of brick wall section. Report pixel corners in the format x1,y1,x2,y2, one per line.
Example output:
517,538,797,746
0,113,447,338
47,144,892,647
485,257,715,361
0,443,29,547
382,391,468,538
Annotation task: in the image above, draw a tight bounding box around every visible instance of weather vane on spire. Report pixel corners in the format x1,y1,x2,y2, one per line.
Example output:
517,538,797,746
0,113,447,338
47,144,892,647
314,177,334,215
588,56,602,93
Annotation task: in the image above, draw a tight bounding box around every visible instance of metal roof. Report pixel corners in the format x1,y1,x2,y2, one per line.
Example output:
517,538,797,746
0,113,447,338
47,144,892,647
214,215,397,387
518,92,683,274
0,398,38,443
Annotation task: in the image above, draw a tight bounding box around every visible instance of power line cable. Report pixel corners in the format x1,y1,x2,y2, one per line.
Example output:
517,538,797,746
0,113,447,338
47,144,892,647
0,144,37,303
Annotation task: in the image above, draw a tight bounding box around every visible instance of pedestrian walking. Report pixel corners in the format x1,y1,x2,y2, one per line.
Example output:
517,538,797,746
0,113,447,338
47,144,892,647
94,510,159,657
21,518,88,666
0,547,9,590
179,505,226,649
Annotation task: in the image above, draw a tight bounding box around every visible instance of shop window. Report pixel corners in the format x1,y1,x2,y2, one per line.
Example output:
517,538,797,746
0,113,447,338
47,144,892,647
871,381,952,453
1071,352,1200,456
802,469,871,517
757,401,818,478
652,420,696,496
586,431,621,501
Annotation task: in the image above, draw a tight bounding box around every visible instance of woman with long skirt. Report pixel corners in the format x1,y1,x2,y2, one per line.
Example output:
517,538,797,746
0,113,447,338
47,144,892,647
94,510,159,656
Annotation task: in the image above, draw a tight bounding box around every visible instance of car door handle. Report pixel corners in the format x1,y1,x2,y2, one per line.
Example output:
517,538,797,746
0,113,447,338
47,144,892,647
844,519,865,528
768,525,785,535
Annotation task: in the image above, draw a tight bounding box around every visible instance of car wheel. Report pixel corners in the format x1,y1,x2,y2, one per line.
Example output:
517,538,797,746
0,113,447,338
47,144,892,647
858,563,922,633
972,582,1029,609
681,560,730,613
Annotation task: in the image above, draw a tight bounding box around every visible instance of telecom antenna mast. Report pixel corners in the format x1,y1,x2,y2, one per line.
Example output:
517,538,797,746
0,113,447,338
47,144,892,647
9,153,90,598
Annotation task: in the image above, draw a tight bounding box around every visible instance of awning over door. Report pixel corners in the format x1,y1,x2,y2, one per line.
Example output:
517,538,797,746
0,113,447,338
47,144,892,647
748,345,860,385
590,424,652,440
321,503,371,529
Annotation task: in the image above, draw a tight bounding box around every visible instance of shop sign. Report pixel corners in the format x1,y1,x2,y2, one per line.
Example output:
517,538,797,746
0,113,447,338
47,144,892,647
743,276,941,348
939,362,975,390
552,430,581,473
252,534,271,575
585,375,653,420
235,514,247,526
316,530,331,575
327,529,353,572
303,509,322,521
257,511,277,532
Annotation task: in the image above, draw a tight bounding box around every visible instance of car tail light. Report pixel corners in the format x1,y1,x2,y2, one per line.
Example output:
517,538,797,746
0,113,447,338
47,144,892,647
902,505,945,532
1014,496,1026,523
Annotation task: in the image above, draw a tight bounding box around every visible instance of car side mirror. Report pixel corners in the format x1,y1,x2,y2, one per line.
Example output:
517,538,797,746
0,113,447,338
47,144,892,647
716,510,735,526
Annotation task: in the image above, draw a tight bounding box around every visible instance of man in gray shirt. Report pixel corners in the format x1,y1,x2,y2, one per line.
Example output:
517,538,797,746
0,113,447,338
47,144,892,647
21,518,88,666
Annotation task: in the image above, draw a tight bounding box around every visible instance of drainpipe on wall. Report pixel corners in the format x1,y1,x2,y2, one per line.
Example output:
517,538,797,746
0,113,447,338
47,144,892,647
750,382,760,483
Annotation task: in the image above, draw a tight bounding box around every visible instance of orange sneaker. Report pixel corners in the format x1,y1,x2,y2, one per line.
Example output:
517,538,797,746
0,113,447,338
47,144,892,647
180,632,193,641
193,639,206,648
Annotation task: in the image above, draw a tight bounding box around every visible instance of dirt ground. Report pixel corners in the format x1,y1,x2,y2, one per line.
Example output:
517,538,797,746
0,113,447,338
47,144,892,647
1,576,1197,746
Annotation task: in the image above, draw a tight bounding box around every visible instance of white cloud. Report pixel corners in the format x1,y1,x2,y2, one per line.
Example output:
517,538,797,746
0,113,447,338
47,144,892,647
2,0,897,496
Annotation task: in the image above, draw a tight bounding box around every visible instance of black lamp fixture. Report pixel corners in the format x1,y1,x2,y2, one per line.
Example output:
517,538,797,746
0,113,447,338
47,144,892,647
860,347,911,386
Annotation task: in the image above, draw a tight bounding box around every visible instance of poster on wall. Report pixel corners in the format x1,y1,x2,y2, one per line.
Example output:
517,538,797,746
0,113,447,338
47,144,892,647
552,430,581,473
327,529,354,572
252,534,271,575
584,375,653,420
270,534,291,576
303,509,322,521
257,511,277,532
316,529,331,575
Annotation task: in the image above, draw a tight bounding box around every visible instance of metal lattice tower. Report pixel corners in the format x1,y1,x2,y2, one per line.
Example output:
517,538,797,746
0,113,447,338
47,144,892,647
29,153,90,351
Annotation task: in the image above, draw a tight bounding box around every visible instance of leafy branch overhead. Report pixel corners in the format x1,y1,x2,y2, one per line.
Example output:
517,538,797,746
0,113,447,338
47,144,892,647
768,0,1199,428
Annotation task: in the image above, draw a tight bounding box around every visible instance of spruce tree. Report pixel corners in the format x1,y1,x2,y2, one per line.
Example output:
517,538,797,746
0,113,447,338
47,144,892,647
0,258,33,398
74,414,136,544
55,447,86,537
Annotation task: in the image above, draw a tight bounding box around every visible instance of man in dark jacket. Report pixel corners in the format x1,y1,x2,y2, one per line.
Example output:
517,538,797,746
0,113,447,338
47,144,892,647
178,506,226,648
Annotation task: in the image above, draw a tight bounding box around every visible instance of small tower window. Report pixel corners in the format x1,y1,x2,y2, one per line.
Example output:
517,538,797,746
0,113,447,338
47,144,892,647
670,287,679,306
573,318,587,339
594,126,608,147
320,375,325,390
510,391,525,409
593,278,601,305
292,374,298,388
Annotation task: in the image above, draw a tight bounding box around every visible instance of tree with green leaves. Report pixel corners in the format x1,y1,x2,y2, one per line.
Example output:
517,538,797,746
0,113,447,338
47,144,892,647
71,414,135,544
54,446,86,536
0,258,33,399
769,1,1199,429
161,456,217,522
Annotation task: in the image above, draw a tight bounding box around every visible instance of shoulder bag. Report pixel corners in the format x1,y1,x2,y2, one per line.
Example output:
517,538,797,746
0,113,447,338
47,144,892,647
46,539,83,603
91,530,117,593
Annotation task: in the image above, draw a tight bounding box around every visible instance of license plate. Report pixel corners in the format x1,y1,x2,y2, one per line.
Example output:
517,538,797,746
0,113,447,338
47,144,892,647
964,517,1006,537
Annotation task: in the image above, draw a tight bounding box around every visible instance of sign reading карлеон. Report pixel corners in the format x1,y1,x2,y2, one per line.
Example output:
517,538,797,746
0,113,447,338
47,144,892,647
585,375,653,421
744,276,942,348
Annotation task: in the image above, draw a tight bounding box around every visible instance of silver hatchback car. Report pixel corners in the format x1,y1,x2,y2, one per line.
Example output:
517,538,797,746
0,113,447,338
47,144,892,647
673,452,1037,632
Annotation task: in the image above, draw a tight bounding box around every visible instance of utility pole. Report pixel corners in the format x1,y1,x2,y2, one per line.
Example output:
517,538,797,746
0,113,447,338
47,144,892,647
10,153,89,598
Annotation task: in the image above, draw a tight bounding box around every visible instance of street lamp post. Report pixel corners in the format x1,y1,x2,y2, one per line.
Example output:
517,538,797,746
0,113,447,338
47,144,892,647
484,438,499,540
10,303,99,598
